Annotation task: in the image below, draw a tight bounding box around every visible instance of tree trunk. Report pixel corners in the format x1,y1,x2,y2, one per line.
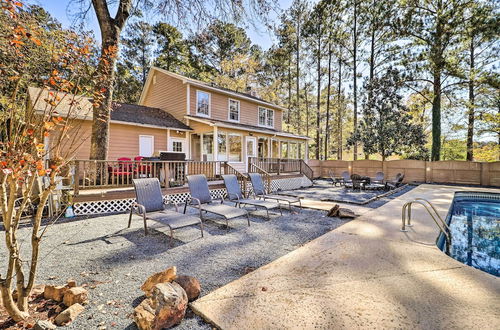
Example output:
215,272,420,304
305,85,310,136
89,0,131,160
287,55,292,129
431,69,442,161
337,57,343,160
90,41,118,160
295,10,301,135
466,36,475,161
352,0,358,160
431,1,444,161
324,40,332,160
315,24,322,160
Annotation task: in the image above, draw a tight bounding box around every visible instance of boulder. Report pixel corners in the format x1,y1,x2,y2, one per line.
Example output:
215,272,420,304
44,285,67,302
31,284,45,297
338,208,356,218
66,279,77,288
174,276,201,301
152,282,188,329
133,298,156,330
140,266,176,297
63,287,89,306
327,204,340,217
33,320,57,330
54,303,85,325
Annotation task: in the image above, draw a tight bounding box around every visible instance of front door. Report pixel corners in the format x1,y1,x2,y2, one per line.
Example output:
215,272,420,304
246,136,257,171
139,135,154,157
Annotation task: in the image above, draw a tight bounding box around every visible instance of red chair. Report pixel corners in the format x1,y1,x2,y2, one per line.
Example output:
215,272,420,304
134,156,152,177
108,157,133,183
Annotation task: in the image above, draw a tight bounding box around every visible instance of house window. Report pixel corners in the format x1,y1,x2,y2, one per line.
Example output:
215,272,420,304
217,133,227,161
228,99,240,122
217,132,242,162
172,141,183,152
228,134,242,162
271,139,279,158
202,133,213,161
280,141,288,158
196,90,210,117
267,109,274,127
289,142,298,159
258,107,274,127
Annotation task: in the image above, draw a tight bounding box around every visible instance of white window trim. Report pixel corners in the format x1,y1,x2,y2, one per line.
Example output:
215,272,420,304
258,106,274,128
169,137,186,153
227,98,240,123
139,135,155,157
196,90,211,118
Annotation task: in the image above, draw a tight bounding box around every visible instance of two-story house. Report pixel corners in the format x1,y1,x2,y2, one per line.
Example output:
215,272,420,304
139,67,309,172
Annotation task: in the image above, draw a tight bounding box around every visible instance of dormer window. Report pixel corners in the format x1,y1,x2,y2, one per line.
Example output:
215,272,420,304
196,90,210,117
258,107,274,128
228,99,240,122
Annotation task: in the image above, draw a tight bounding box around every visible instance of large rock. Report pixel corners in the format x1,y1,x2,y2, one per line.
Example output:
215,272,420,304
133,298,156,330
54,303,85,325
174,276,201,301
63,287,89,306
141,266,176,297
152,282,188,329
44,285,67,302
33,320,57,330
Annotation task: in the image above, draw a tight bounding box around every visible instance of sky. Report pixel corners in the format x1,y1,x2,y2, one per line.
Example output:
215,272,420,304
30,0,295,50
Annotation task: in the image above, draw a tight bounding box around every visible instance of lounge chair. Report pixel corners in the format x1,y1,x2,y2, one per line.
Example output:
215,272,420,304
386,173,405,189
222,174,282,220
248,173,302,212
128,178,203,246
372,172,385,184
184,174,250,228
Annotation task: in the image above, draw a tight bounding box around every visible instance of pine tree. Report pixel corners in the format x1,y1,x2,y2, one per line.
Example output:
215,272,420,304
347,69,427,160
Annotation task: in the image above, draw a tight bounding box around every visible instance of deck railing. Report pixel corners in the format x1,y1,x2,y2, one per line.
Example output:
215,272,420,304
248,162,272,193
72,159,244,194
248,157,314,181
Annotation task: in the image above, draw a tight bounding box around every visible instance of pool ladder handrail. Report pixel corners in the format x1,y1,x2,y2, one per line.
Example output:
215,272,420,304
401,198,452,247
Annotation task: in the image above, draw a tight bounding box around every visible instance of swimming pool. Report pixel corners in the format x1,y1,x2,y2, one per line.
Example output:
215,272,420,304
438,192,500,276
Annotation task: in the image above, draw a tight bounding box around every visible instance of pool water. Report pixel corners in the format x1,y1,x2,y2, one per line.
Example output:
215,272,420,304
442,192,500,276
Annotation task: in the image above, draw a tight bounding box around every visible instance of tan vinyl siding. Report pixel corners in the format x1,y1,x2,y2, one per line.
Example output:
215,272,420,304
141,72,187,122
55,121,170,160
108,123,168,159
190,87,283,130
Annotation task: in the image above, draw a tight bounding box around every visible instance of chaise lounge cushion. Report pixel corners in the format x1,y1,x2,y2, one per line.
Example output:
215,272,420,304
199,203,248,220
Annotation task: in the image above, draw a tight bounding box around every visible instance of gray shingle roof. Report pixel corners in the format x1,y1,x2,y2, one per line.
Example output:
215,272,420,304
28,86,191,130
111,103,191,130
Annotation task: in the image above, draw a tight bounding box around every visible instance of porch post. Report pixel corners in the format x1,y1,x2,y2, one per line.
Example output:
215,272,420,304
213,126,218,161
166,129,171,152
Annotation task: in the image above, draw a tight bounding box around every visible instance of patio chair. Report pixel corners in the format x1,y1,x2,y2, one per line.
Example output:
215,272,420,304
128,178,203,246
328,170,343,186
386,173,405,190
341,171,352,186
248,173,302,212
222,174,282,220
372,172,385,184
184,174,250,228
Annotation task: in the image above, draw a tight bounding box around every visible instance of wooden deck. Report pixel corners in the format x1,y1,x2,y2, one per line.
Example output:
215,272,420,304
73,173,304,203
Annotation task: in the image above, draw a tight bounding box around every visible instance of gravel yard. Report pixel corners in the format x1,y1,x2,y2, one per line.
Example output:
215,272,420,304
1,205,350,329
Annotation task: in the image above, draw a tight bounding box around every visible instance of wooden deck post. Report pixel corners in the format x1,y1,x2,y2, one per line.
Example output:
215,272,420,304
73,160,80,196
277,158,281,175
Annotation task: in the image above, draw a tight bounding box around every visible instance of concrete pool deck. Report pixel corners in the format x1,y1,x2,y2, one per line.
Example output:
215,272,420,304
190,184,500,329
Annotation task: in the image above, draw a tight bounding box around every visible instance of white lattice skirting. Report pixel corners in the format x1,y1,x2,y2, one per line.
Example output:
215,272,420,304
73,175,313,216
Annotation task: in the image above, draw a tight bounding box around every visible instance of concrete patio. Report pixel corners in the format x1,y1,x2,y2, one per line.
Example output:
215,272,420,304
191,184,500,329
